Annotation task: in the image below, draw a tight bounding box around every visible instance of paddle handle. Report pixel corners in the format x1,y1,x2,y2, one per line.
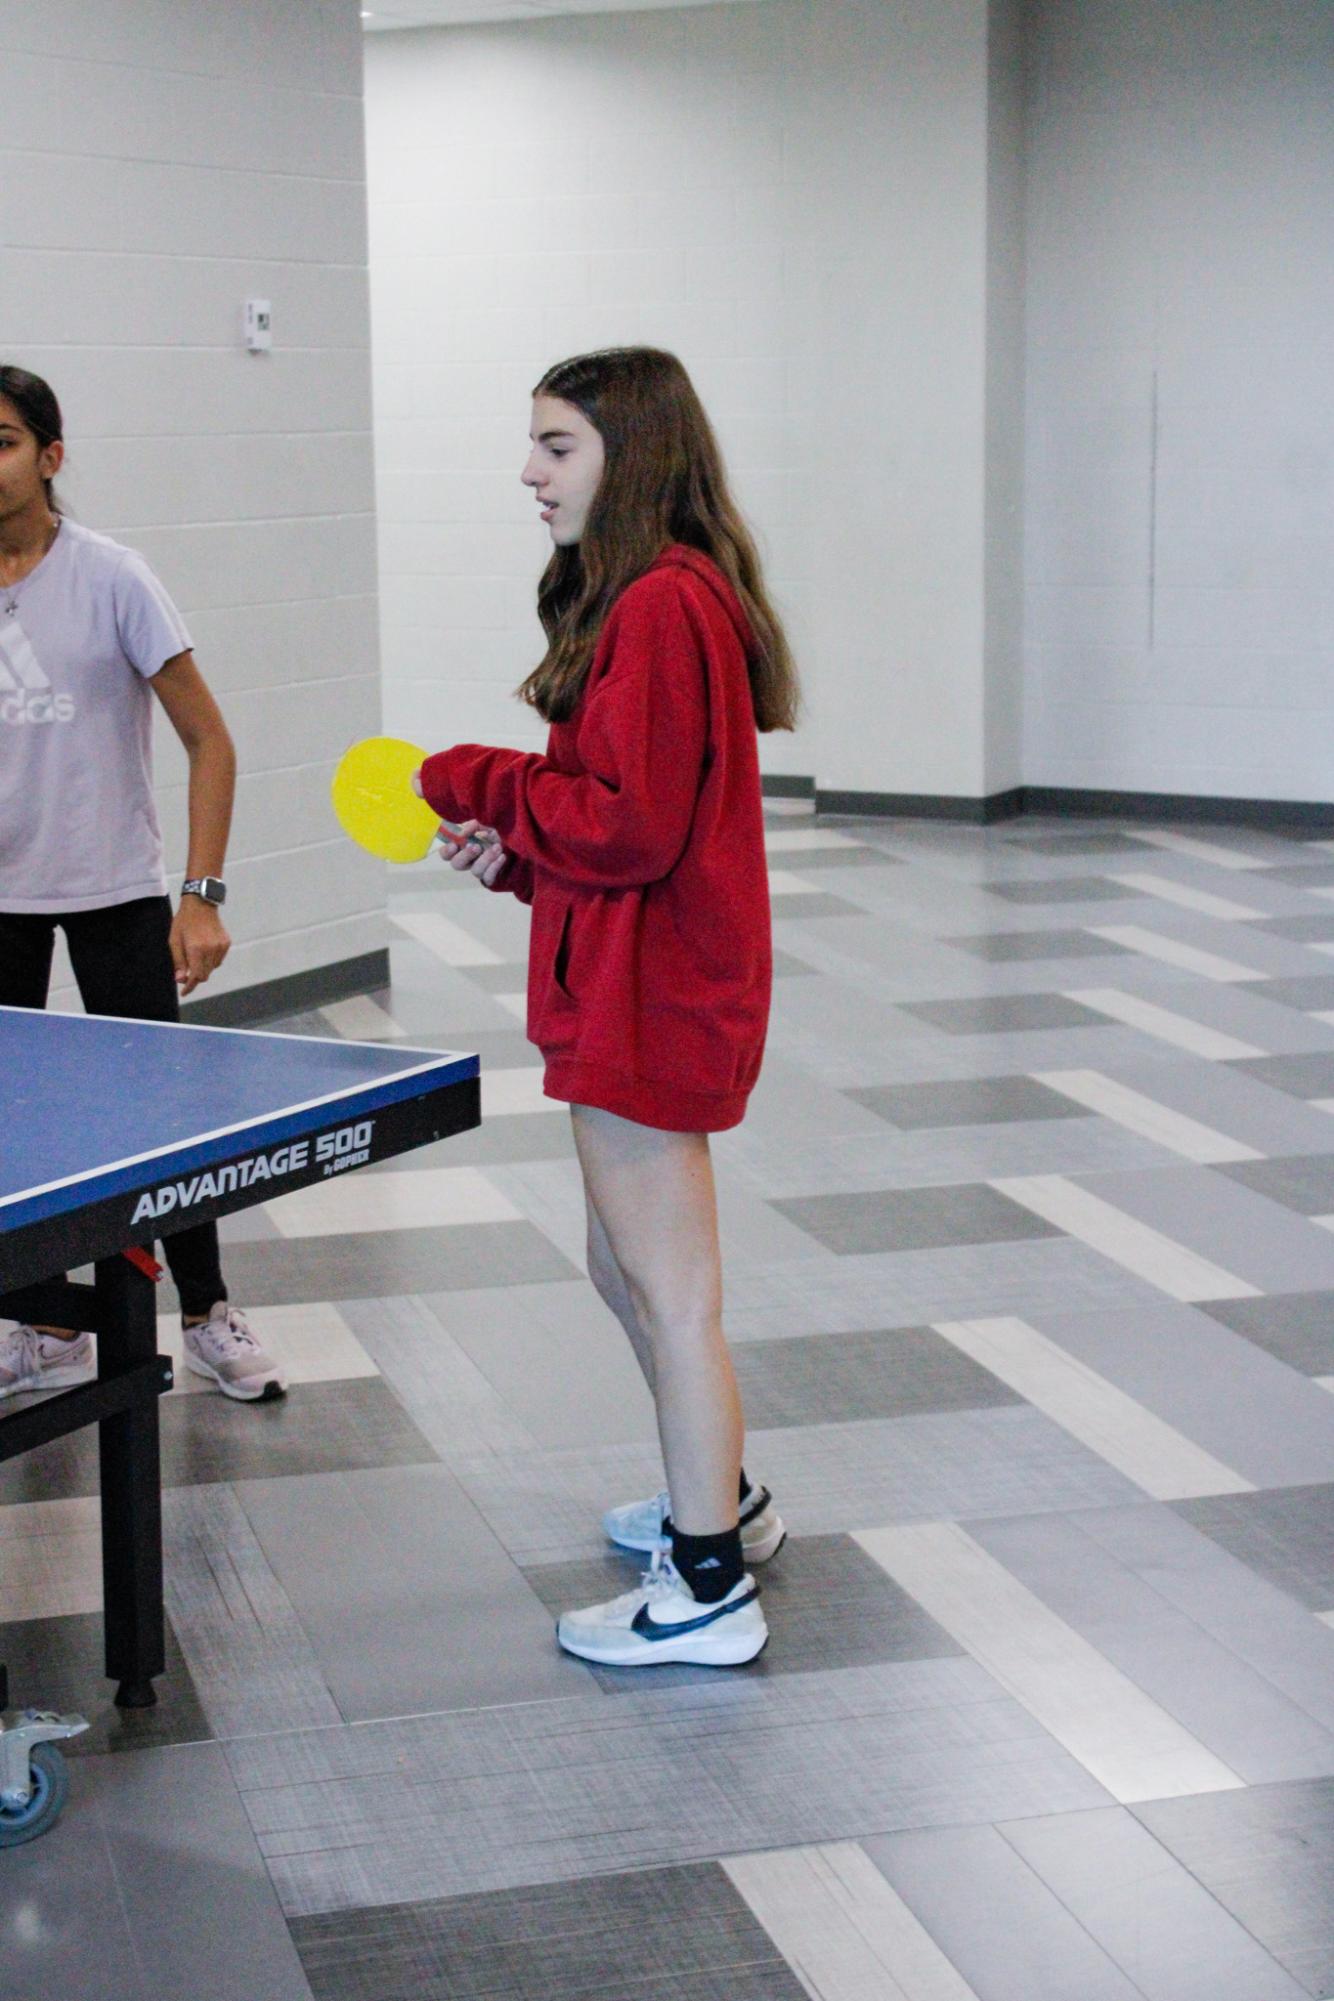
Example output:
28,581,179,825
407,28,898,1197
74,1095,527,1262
437,820,499,851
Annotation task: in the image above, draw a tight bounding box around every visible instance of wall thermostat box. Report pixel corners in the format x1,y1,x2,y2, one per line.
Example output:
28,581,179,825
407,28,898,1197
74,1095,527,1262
243,299,272,352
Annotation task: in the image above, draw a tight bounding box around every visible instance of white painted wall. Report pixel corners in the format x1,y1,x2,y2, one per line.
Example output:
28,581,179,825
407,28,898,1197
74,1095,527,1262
366,0,1016,805
1,0,385,1003
1023,0,1334,803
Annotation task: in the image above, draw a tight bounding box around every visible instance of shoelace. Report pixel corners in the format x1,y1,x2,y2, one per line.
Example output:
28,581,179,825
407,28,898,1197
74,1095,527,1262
1,1325,43,1381
602,1546,681,1620
201,1310,260,1356
638,1545,682,1601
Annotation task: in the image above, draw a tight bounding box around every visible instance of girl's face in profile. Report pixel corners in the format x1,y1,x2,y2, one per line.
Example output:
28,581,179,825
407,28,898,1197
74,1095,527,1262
0,396,60,526
522,396,605,547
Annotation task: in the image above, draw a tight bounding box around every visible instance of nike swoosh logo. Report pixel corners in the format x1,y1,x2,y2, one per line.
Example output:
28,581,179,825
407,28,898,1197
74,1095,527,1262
631,1585,758,1641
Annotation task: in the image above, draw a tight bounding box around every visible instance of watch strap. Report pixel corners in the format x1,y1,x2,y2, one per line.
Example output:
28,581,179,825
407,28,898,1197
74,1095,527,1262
182,876,226,906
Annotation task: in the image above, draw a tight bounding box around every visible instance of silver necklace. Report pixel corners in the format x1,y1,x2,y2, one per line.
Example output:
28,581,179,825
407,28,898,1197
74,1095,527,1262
2,521,59,618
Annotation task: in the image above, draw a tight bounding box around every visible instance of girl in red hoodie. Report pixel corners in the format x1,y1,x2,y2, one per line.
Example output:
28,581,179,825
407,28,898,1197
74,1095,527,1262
417,348,799,1668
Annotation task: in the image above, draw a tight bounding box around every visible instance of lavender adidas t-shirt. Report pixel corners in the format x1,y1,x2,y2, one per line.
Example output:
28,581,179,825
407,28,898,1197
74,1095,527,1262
0,519,192,914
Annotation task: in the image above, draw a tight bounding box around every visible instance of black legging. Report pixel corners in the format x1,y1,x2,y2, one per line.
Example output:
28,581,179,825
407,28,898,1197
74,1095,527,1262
0,895,226,1316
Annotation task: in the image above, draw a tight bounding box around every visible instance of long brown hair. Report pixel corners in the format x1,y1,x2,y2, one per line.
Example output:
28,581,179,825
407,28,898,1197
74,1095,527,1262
518,348,799,730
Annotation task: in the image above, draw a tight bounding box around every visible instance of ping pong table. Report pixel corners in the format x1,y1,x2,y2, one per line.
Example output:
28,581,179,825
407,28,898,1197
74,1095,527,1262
0,1005,479,1713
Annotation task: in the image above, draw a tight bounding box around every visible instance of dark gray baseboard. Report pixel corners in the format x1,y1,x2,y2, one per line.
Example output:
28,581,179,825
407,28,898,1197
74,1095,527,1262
817,787,1025,824
1023,786,1334,832
180,949,390,1028
761,774,816,799
771,775,1334,834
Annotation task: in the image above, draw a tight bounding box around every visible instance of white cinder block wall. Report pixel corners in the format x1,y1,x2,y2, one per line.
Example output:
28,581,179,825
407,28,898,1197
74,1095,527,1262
1,0,385,1004
366,0,1020,806
1023,0,1334,803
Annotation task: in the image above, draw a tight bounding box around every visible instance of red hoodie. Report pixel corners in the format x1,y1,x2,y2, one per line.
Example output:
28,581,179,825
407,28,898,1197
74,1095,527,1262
418,544,772,1132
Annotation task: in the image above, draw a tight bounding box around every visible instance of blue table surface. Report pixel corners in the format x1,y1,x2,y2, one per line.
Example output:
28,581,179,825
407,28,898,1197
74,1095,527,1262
0,1007,477,1213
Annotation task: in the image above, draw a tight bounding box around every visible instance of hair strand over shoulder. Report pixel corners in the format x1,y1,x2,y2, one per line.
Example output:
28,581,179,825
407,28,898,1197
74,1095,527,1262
519,348,799,732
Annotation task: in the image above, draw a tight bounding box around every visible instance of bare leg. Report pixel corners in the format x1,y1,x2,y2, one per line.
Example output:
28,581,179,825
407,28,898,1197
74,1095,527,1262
571,1104,742,1537
584,1190,656,1395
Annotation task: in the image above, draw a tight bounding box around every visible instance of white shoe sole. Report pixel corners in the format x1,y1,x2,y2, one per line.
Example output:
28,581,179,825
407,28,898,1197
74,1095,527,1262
557,1617,769,1668
184,1353,286,1402
0,1357,96,1400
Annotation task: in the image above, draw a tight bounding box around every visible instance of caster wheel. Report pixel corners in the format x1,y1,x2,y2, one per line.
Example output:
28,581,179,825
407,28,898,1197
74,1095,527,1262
0,1743,70,1847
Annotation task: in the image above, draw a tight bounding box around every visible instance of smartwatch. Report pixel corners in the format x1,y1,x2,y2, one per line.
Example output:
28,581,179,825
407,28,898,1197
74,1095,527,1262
181,876,227,906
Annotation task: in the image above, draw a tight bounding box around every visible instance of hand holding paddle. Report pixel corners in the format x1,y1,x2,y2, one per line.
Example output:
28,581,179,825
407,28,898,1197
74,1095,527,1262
435,816,509,887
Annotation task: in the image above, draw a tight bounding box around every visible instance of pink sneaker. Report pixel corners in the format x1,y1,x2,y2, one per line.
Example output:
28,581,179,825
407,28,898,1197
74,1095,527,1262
182,1302,286,1402
0,1322,95,1399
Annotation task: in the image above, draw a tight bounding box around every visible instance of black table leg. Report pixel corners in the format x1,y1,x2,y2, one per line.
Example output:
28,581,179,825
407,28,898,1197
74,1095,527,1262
94,1255,164,1708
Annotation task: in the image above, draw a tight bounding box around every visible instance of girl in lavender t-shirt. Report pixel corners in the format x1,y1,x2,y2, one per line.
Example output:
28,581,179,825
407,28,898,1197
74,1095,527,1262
0,364,284,1404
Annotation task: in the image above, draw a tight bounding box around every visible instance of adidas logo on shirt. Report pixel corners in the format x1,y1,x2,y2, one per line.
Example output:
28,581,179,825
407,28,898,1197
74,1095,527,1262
0,619,75,725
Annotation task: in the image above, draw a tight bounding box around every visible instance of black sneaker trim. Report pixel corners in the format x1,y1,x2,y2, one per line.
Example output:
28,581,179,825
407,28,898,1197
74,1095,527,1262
631,1584,759,1641
739,1485,773,1530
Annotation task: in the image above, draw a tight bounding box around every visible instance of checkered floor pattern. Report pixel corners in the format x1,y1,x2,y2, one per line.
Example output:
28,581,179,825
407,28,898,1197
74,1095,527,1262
4,804,1334,2000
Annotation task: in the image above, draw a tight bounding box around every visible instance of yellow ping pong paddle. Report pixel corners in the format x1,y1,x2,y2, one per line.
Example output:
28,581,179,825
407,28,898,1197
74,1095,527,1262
331,736,441,863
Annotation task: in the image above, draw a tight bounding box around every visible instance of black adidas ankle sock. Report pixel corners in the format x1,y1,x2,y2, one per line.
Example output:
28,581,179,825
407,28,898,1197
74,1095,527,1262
667,1522,745,1604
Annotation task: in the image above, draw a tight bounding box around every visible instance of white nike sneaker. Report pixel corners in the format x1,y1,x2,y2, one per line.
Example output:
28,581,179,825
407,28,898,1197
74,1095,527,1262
182,1302,286,1402
602,1482,787,1563
557,1547,768,1667
0,1322,96,1400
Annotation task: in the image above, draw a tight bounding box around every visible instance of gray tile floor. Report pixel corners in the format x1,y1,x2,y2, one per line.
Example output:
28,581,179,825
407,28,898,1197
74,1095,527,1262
5,804,1334,2000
